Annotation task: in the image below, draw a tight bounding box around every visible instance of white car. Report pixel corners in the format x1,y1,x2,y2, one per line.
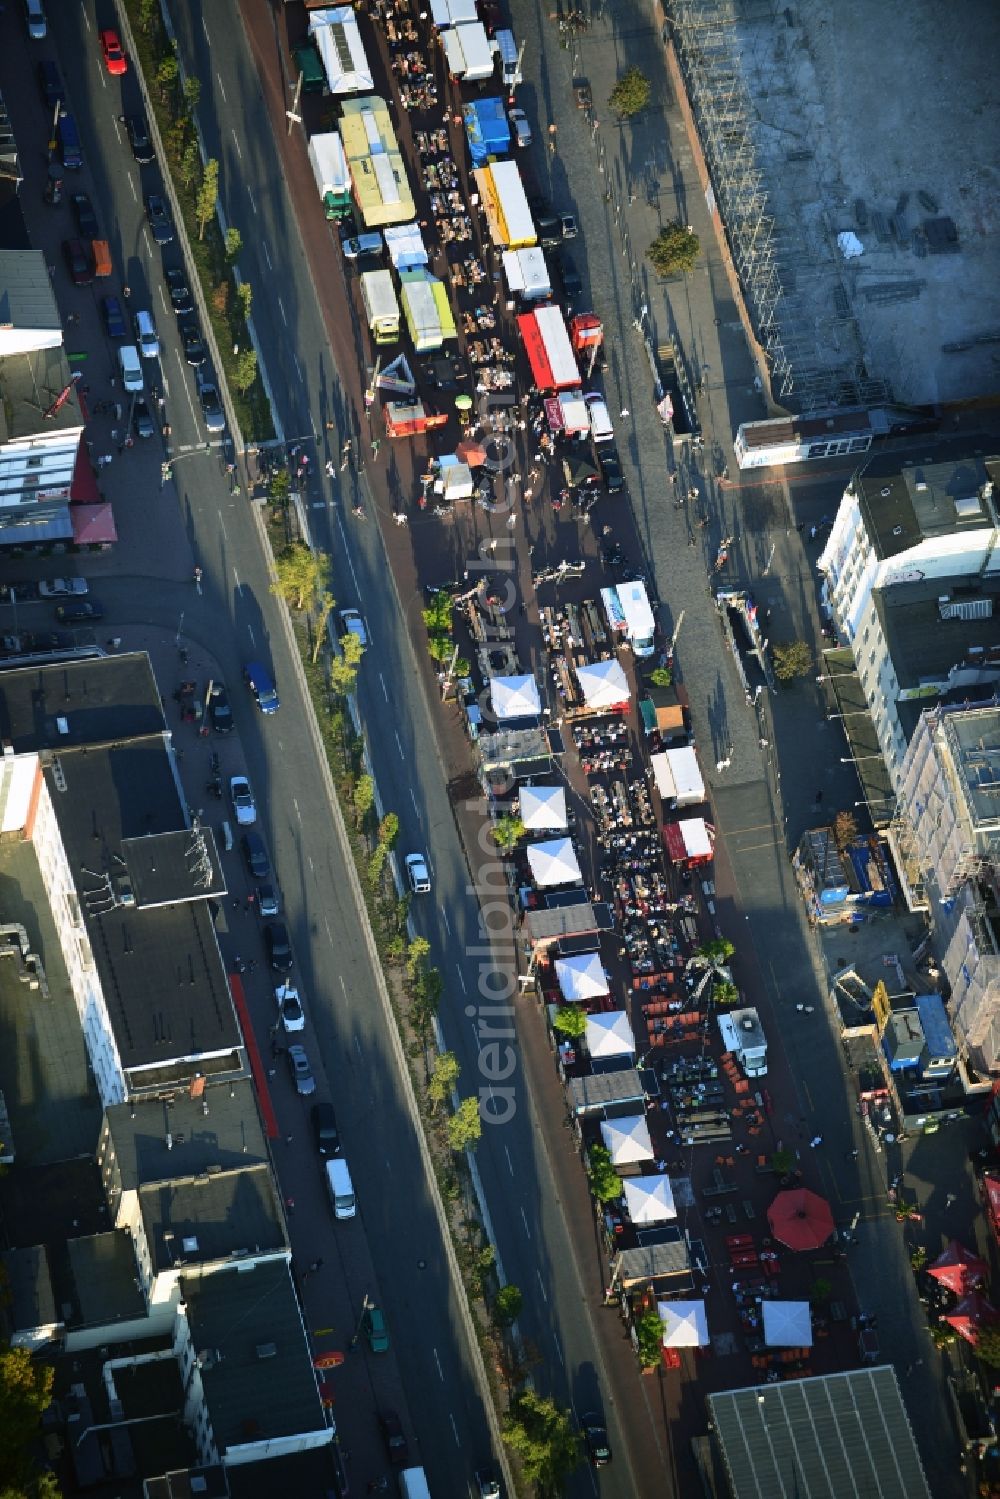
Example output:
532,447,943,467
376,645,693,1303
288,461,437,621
508,107,532,148
275,982,305,1033
405,852,431,894
38,577,88,598
339,609,368,648
229,775,256,826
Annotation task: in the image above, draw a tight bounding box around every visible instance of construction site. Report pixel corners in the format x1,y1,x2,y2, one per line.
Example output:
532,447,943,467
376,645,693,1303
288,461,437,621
669,0,1000,412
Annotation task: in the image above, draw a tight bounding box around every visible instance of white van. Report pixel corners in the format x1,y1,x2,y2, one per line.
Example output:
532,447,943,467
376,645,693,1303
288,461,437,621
118,345,143,393
399,1469,431,1499
325,1157,356,1220
134,310,159,360
585,392,614,445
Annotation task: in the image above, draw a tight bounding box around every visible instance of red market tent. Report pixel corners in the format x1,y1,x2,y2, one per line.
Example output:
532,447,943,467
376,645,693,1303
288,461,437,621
983,1173,1000,1244
945,1291,1000,1347
927,1239,988,1296
766,1188,835,1252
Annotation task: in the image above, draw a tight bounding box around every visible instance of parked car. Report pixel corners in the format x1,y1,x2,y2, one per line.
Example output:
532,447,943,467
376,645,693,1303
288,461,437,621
55,598,102,624
241,831,269,881
264,921,293,974
555,249,582,301
99,27,127,75
208,683,233,734
37,60,66,108
582,1415,611,1467
24,0,47,42
243,661,279,715
132,398,155,439
145,193,173,245
62,238,92,287
362,1303,390,1354
599,449,625,494
134,309,159,359
475,1473,501,1499
560,212,579,239
38,577,87,598
70,192,98,238
165,266,193,316
311,1100,340,1157
508,107,532,148
258,883,280,918
286,1043,316,1097
229,774,256,826
275,983,305,1033
101,294,127,340
198,380,225,434
378,1409,410,1466
125,114,154,164
180,320,206,367
405,852,431,895
338,608,368,648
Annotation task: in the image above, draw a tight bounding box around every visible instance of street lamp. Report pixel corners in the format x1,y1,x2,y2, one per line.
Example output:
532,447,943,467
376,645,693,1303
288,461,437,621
827,709,871,720
841,753,884,763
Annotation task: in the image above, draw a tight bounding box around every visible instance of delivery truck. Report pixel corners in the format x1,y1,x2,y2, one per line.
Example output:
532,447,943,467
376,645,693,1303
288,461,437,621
600,579,656,657
360,269,400,344
717,1007,768,1078
307,132,352,221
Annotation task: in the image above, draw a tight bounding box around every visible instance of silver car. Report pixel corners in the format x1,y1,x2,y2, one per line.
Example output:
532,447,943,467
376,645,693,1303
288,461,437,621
287,1043,316,1096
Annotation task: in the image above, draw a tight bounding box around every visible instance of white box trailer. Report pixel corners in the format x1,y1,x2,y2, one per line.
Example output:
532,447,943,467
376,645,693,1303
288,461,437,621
308,6,374,94
307,131,352,220
502,247,551,301
718,1007,768,1078
601,579,656,657
442,22,496,80
360,269,400,344
474,160,536,249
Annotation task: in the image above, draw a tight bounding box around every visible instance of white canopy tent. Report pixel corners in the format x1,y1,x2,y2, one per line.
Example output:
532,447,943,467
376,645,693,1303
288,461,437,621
556,391,589,435
651,747,705,807
556,951,609,1002
384,222,428,270
679,817,713,860
601,1115,654,1166
429,0,477,23
308,7,374,95
519,785,567,831
490,674,541,723
658,1299,709,1347
586,1010,636,1058
437,456,474,500
526,838,582,888
576,658,630,711
762,1300,813,1348
625,1176,676,1225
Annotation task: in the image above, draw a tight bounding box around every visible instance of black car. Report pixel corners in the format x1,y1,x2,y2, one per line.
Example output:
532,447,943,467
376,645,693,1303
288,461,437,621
264,922,293,974
132,398,155,439
37,60,66,109
377,1409,410,1467
583,1415,611,1468
55,599,103,624
125,114,154,165
310,1100,340,1157
165,267,194,316
208,683,233,734
180,320,206,367
241,831,269,881
70,193,99,238
599,449,625,494
101,294,127,340
535,213,563,249
145,193,173,245
555,249,582,301
62,238,92,287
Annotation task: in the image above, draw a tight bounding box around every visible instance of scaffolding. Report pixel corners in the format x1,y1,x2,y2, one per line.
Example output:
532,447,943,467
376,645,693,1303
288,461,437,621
668,0,892,413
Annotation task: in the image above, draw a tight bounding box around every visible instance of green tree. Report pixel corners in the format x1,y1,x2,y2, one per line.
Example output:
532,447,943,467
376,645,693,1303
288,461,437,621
492,813,525,852
329,632,363,698
552,1005,587,1039
636,1308,665,1368
195,157,219,240
609,67,651,119
0,1344,55,1494
975,1324,1000,1366
271,543,329,613
179,139,202,190
353,773,375,830
502,1391,582,1497
809,1277,832,1305
910,1245,928,1272
713,980,740,1006
226,227,243,263
771,1148,796,1176
695,937,734,966
234,348,258,395
411,965,443,1049
493,1283,523,1327
155,54,179,105
367,843,388,887
237,281,253,325
833,809,859,850
183,75,202,114
422,592,454,637
453,655,471,678
406,936,431,981
648,221,701,277
138,0,159,33
587,1143,623,1204
426,633,454,664
772,638,814,681
377,812,399,850
269,467,291,509
649,665,673,687
428,1051,460,1113
311,590,336,664
447,1095,482,1152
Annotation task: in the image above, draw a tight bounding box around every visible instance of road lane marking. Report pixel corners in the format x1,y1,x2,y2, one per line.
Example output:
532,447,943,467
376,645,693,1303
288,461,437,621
409,788,418,812
247,186,257,214
218,515,227,542
354,1035,362,1058
336,516,361,594
202,16,210,40
520,1206,531,1239
307,855,314,872
449,1414,459,1446
552,1331,565,1366
504,1146,514,1175
294,354,303,382
262,239,271,269
379,672,388,700
176,352,199,427
536,1269,548,1303
456,965,467,995
127,172,137,202
231,130,242,161
158,284,169,315
83,10,92,29
217,72,227,103
394,730,403,757
277,296,287,326
339,976,347,999
324,916,333,942
441,908,450,935
432,1347,444,1380
246,623,256,645
292,797,301,820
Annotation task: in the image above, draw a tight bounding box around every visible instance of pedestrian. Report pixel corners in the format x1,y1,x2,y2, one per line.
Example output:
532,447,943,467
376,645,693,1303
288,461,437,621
232,898,241,911
122,285,131,301
271,1038,279,1060
809,524,817,540
945,1192,957,1208
814,789,823,804
506,512,516,528
246,891,256,910
285,1195,295,1215
796,521,805,532
810,1134,823,1148
325,419,336,431
325,460,336,478
846,1147,859,1160
285,1133,293,1146
309,1258,324,1272
620,407,630,418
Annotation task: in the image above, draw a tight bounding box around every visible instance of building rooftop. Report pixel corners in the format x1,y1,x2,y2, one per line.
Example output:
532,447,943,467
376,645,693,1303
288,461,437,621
0,653,165,752
180,1262,327,1452
876,576,1000,693
0,344,83,445
0,249,61,339
103,1080,267,1192
941,706,1000,835
123,828,226,907
66,1231,146,1329
140,1163,286,1274
144,1469,230,1499
0,1245,57,1341
48,739,242,1084
707,1367,931,1499
854,439,999,560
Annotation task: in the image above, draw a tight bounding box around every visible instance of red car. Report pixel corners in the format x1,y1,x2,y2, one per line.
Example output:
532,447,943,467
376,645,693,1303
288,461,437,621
100,29,127,75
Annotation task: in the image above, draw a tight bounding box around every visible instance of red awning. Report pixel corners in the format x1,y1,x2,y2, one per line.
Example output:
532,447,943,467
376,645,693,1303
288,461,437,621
984,1173,1000,1241
767,1188,835,1252
927,1239,988,1295
70,439,101,504
945,1291,1000,1346
70,503,117,545
663,821,686,863
518,311,554,390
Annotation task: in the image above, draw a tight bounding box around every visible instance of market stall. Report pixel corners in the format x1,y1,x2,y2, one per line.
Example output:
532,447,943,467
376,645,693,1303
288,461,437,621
517,306,580,391
659,1299,708,1346
586,1010,636,1059
502,247,552,303
384,222,429,271
473,161,536,249
526,838,583,888
626,1177,677,1225
662,817,714,867
927,1240,988,1295
464,98,511,166
600,1114,654,1168
576,659,631,713
762,1300,813,1348
308,6,374,95
519,784,567,831
650,747,705,808
555,951,609,1002
490,674,541,723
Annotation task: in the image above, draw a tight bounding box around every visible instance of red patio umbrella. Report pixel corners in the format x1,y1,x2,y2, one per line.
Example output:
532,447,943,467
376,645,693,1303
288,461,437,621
927,1239,988,1296
767,1188,835,1252
944,1291,999,1346
455,439,487,467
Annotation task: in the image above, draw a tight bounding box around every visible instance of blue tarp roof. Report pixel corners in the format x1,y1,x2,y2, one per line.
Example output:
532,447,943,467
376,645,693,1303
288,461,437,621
915,993,957,1062
464,98,510,166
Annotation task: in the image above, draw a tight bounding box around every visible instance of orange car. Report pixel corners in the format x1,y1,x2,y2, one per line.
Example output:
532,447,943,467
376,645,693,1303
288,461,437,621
100,29,127,76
